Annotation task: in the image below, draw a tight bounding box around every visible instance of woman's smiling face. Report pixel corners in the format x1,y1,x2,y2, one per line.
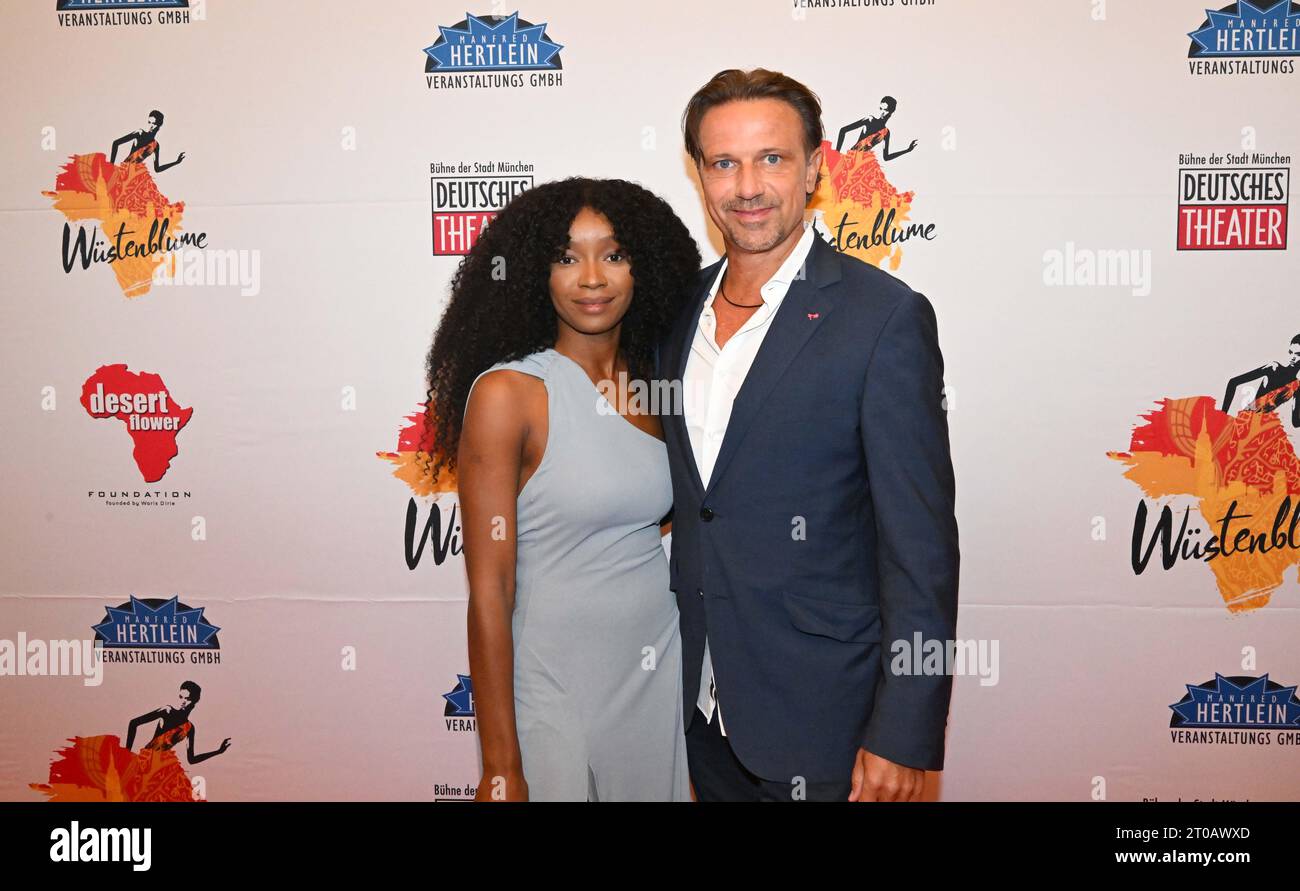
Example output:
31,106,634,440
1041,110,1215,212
549,206,635,337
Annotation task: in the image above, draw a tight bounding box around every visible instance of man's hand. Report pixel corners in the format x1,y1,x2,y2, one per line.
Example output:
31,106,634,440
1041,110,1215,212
848,748,925,801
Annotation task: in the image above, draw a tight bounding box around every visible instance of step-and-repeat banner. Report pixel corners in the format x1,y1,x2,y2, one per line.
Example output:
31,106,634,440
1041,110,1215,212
2,0,1297,801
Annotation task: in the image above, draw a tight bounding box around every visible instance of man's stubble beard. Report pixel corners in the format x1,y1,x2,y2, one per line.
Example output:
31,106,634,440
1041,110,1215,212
722,216,798,255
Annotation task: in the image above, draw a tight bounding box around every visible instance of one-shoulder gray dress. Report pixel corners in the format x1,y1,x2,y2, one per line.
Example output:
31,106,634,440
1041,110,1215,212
466,347,689,801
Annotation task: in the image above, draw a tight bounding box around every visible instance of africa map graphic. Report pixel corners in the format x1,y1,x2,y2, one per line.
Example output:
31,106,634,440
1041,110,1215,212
1109,377,1300,613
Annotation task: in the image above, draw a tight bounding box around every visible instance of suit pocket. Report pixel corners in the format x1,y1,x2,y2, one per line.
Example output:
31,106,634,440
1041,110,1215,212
784,591,881,644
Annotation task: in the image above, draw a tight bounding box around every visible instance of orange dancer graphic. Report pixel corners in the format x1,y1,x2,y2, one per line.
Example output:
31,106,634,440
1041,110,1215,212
811,96,921,269
1222,334,1300,427
30,681,230,802
1108,335,1300,612
42,110,188,297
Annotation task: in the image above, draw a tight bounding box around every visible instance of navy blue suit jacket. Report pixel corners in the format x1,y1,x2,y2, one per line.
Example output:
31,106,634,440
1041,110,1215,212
657,232,960,782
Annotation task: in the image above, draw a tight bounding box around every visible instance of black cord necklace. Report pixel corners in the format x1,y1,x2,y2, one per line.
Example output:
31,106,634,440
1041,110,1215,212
718,280,762,309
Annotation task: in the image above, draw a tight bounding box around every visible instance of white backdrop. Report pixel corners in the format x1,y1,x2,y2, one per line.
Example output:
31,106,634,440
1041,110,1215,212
2,0,1298,801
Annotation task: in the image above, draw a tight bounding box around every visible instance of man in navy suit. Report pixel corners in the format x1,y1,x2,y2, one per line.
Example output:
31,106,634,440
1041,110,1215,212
658,68,960,801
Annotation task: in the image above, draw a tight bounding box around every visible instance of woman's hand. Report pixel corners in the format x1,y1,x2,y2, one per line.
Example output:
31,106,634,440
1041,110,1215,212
475,767,529,801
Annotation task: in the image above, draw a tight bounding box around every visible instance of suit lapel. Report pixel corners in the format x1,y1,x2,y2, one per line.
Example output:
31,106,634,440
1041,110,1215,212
702,234,842,497
672,261,721,381
666,259,722,497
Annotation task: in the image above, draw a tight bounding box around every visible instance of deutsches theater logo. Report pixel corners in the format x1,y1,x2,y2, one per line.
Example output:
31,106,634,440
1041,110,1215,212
1177,151,1290,249
1187,1,1299,76
423,11,564,90
1169,673,1300,745
431,160,533,255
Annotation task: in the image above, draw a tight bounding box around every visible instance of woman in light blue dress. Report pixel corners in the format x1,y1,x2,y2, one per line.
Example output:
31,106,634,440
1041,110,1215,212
422,177,701,800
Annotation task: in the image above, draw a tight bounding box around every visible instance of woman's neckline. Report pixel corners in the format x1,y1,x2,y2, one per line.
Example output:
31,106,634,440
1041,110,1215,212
546,348,666,446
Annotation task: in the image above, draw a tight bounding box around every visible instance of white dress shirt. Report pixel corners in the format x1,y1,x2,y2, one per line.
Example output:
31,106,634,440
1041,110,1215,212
683,222,817,736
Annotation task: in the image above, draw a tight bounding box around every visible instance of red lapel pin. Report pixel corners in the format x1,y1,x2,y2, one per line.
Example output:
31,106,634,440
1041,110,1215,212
807,312,820,320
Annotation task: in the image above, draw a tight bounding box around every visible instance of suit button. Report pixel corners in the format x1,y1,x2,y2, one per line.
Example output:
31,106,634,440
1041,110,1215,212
699,507,713,521
698,589,704,598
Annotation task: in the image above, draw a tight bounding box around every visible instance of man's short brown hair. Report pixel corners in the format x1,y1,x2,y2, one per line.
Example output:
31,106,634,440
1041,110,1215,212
682,68,824,191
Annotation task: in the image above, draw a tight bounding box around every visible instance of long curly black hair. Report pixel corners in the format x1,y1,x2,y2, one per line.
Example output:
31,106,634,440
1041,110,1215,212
421,176,702,490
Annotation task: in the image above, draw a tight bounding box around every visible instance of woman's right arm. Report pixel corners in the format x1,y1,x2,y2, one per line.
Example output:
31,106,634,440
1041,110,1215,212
458,370,531,801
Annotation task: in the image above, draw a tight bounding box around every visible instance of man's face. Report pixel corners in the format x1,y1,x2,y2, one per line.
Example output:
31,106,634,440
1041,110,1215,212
695,98,820,255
